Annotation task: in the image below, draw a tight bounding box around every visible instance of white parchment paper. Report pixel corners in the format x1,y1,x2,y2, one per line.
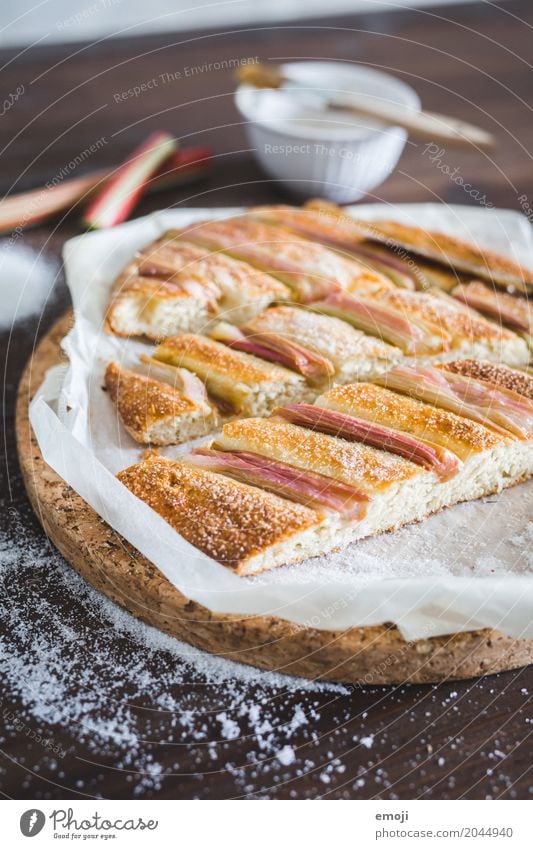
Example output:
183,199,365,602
30,204,533,640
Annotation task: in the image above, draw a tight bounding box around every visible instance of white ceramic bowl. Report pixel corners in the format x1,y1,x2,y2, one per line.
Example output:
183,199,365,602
235,61,420,203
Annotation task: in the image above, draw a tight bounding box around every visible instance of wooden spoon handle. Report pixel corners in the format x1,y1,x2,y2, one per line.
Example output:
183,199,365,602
331,98,496,151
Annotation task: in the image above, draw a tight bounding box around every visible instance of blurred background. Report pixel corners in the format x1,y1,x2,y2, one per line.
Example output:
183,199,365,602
1,1,478,47
0,0,529,227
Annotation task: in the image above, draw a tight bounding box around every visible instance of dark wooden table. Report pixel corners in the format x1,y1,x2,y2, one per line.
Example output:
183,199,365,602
1,0,532,800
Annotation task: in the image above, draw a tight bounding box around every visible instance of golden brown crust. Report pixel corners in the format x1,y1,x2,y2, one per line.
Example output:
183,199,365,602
369,288,514,344
453,281,532,332
117,455,322,571
154,333,298,385
179,215,393,299
318,382,505,458
216,418,424,491
106,237,289,338
139,236,290,299
362,219,533,287
245,305,401,367
104,362,198,442
441,359,533,400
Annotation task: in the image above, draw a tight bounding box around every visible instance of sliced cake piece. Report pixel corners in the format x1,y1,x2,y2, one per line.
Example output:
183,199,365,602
365,287,530,365
376,365,533,440
311,291,450,356
187,445,371,520
104,361,216,444
178,215,393,303
248,204,418,289
106,239,289,340
304,201,533,295
242,305,402,382
116,379,533,574
117,455,325,574
440,359,533,401
214,417,429,494
453,281,532,341
315,382,508,461
153,333,312,418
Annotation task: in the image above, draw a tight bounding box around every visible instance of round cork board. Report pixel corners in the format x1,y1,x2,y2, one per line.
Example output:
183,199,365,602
15,313,533,685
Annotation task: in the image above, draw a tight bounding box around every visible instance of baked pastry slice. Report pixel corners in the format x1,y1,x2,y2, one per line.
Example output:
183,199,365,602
453,281,532,345
319,287,529,365
116,373,533,574
106,238,289,340
104,360,217,444
178,215,393,303
233,304,403,382
117,455,324,575
440,359,533,401
153,332,313,419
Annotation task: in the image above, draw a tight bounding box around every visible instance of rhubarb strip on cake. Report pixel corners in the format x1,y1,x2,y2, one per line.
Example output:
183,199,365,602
177,215,393,303
208,321,335,386
363,288,530,365
377,365,533,440
187,447,371,519
453,281,533,340
241,305,402,382
311,291,449,355
117,455,325,575
153,332,312,421
273,404,461,481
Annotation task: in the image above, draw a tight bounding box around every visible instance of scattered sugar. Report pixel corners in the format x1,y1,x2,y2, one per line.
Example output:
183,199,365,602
2,510,530,799
216,713,241,741
0,517,349,796
0,242,59,329
275,745,295,766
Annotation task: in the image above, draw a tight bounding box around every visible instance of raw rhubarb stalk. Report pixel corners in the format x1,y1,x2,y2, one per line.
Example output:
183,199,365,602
188,447,370,518
312,291,431,354
0,169,109,234
0,146,211,235
83,132,177,229
379,365,533,439
148,146,213,191
209,321,334,385
275,404,462,481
